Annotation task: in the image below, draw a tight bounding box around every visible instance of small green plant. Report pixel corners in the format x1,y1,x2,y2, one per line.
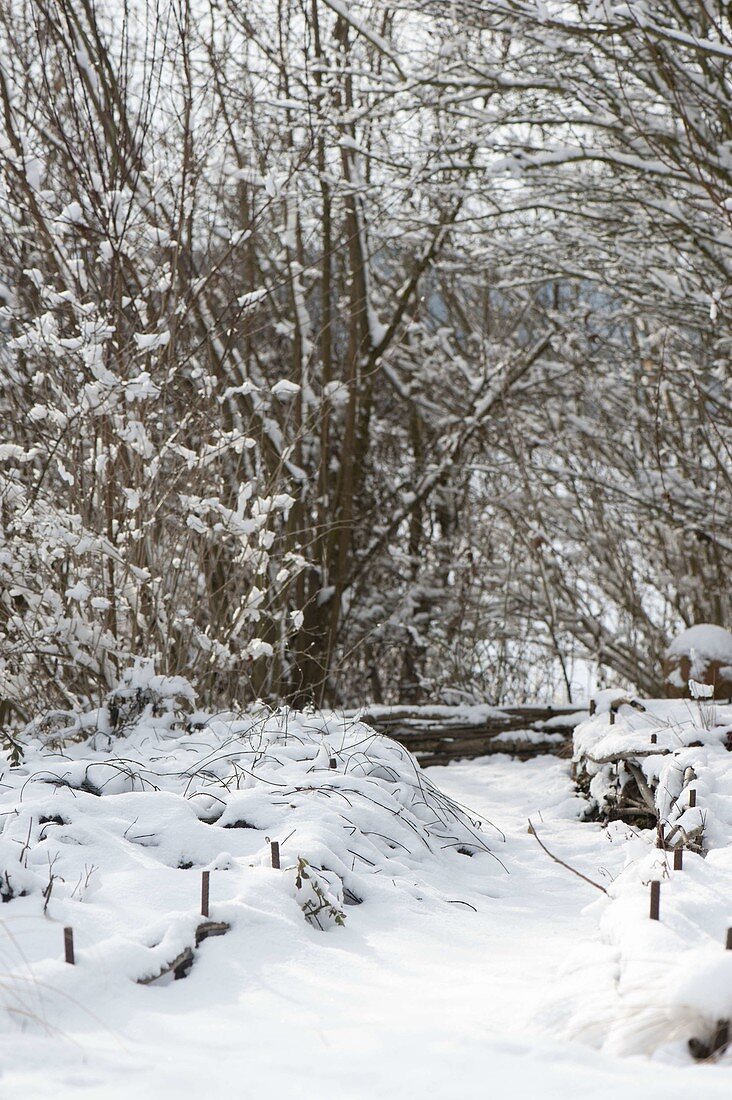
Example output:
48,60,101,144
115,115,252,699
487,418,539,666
1,732,23,768
294,858,346,930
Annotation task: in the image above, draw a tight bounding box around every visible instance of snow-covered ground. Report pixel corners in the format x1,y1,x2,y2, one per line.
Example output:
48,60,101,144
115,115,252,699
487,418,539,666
1,694,731,1097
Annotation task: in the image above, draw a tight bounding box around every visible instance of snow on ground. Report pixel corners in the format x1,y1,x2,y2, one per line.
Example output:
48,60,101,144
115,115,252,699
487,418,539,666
0,689,731,1097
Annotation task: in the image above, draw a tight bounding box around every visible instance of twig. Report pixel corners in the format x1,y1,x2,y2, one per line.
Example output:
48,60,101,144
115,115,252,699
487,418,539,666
625,761,657,815
18,816,33,867
527,818,608,894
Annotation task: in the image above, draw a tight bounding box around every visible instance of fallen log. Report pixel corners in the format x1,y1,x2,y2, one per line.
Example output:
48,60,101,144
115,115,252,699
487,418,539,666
360,704,586,765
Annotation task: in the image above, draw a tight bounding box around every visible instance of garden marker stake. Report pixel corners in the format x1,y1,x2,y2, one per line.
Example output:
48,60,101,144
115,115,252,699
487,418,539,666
201,871,210,918
64,926,75,965
271,841,281,869
650,881,660,921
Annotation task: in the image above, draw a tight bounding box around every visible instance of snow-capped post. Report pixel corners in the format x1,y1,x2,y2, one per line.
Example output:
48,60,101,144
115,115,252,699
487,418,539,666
673,849,683,871
649,881,660,920
689,789,697,808
271,841,281,869
201,871,210,918
64,926,75,965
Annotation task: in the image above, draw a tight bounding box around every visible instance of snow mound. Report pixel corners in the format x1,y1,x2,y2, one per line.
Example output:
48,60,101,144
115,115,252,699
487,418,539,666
0,698,500,1032
666,624,732,663
664,624,732,698
4,703,498,914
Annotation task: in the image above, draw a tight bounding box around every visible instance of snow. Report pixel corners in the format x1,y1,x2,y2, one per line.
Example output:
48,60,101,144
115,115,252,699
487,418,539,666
124,371,161,402
236,288,267,309
2,697,732,1096
575,697,732,766
133,331,170,352
666,623,732,663
493,727,565,745
270,379,301,399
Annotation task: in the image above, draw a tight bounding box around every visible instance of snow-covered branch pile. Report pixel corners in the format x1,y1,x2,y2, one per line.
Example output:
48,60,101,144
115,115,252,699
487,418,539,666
573,690,732,841
546,694,732,1058
0,668,499,1021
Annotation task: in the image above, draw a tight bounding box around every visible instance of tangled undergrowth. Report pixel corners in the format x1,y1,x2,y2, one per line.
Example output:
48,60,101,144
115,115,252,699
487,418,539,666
0,665,501,985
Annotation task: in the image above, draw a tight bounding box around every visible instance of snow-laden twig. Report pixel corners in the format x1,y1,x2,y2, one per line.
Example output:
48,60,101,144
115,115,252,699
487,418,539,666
527,818,608,894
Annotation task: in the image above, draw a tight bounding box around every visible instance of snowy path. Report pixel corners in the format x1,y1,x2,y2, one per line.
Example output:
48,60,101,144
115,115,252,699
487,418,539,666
2,753,731,1098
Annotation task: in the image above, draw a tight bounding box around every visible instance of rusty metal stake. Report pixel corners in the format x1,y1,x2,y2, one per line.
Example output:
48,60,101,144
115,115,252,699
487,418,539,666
650,880,660,921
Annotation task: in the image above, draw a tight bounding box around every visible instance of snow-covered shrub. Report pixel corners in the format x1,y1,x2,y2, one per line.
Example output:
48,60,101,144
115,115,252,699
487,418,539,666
105,662,196,733
0,703,498,960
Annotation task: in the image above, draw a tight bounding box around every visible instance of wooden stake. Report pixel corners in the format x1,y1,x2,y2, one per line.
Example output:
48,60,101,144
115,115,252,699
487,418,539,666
673,848,683,871
329,758,337,769
589,699,596,716
270,840,280,869
712,1020,729,1056
726,927,732,951
650,733,657,745
609,710,615,725
690,1021,731,1061
650,880,660,920
201,871,210,918
689,788,697,808
64,926,75,965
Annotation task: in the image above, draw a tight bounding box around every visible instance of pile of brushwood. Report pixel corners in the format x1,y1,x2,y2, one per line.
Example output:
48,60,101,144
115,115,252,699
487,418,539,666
573,690,732,849
546,691,732,1060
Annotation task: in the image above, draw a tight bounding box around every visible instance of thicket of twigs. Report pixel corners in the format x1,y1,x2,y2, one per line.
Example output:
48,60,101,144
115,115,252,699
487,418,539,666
1,0,730,718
